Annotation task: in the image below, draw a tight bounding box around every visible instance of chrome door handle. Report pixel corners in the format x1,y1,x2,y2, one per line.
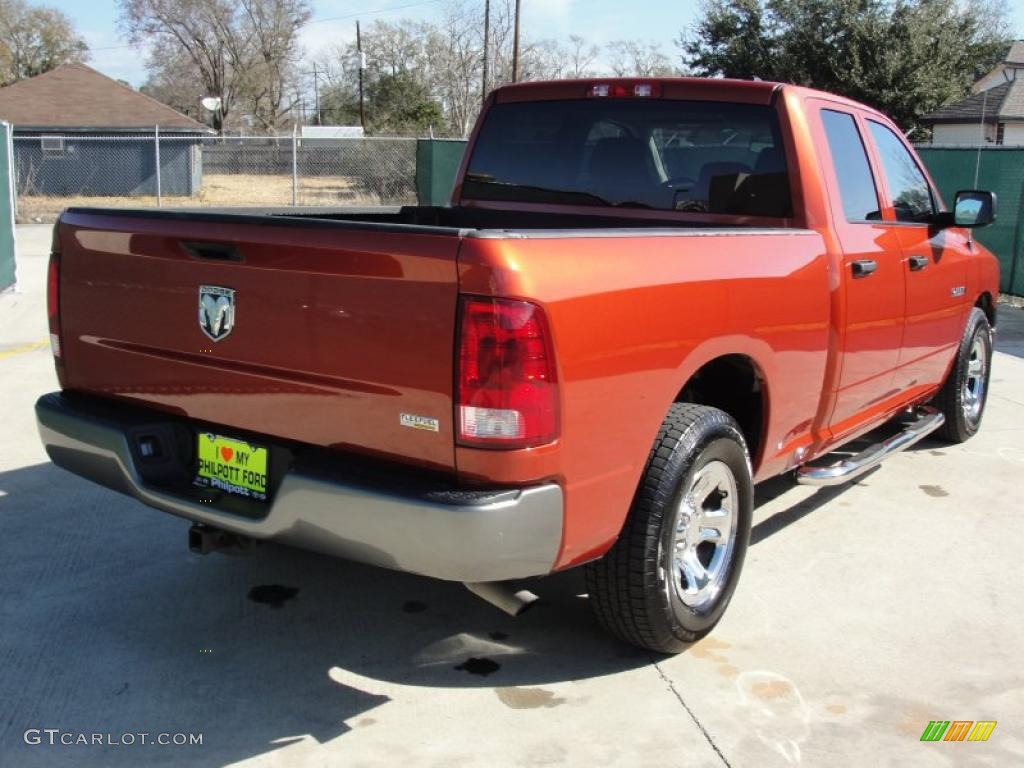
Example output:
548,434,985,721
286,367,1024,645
908,255,929,271
851,259,877,278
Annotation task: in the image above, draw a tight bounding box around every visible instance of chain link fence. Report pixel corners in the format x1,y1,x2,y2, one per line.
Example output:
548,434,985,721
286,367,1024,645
11,132,419,221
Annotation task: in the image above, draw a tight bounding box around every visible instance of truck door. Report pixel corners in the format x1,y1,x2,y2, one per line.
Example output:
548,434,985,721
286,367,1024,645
863,118,970,392
813,104,907,436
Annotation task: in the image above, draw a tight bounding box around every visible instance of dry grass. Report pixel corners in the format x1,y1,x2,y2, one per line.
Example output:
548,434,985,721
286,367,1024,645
16,173,410,222
196,174,378,206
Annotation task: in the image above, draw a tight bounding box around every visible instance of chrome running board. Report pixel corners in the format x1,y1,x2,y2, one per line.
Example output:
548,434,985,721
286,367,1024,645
796,406,945,487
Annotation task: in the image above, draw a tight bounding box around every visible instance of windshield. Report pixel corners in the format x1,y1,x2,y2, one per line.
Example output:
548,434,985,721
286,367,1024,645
463,99,792,218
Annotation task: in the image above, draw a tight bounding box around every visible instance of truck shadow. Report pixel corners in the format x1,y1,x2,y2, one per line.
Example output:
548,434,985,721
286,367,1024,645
0,445,938,767
0,462,651,768
994,303,1024,360
751,475,856,546
750,424,904,546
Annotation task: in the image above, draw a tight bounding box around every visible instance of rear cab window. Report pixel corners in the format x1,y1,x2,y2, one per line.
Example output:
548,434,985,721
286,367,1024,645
820,109,881,223
462,99,793,218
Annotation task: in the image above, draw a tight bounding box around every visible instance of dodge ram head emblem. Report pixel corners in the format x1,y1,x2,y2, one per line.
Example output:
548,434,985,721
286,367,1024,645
198,285,236,341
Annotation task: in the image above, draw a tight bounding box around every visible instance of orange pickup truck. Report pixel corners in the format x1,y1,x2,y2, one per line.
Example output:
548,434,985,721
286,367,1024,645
36,78,998,653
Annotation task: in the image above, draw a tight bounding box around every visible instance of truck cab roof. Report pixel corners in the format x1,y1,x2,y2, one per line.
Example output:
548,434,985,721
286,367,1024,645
491,76,890,120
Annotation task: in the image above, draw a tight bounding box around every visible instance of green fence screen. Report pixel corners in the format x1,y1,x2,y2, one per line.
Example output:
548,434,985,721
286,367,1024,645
415,139,467,206
411,141,1022,295
917,147,1024,296
0,122,15,291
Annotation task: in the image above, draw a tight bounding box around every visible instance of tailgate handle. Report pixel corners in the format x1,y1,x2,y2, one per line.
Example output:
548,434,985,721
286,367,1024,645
182,241,242,262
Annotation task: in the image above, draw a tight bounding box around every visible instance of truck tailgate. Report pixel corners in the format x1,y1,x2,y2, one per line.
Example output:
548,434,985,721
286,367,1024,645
56,211,461,471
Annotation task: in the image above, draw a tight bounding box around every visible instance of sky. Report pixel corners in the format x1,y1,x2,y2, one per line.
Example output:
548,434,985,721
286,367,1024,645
48,0,702,87
43,0,1024,89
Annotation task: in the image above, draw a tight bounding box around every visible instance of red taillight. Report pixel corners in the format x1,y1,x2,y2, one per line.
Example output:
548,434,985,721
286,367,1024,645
457,296,559,448
47,253,61,359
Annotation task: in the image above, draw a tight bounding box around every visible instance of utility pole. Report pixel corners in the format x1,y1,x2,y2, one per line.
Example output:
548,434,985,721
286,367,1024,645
482,0,490,105
356,20,366,130
312,62,321,125
302,64,325,125
511,0,521,83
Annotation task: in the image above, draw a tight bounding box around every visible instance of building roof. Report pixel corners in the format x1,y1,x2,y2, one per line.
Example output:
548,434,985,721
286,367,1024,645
0,64,208,132
922,79,1024,124
1006,40,1024,66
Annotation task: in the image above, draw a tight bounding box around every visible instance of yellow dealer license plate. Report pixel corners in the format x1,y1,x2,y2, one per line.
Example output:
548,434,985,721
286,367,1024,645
196,433,269,501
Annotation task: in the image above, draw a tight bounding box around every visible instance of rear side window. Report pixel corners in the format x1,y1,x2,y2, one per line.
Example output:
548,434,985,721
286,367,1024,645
867,120,935,223
462,99,792,217
820,110,880,222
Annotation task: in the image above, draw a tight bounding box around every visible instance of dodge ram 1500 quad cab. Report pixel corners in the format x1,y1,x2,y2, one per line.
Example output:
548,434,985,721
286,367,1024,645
37,78,998,652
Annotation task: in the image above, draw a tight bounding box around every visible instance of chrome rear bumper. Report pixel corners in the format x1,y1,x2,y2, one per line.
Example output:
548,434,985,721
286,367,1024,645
35,392,563,582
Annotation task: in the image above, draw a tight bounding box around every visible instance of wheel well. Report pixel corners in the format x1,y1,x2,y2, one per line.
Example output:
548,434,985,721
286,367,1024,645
976,292,995,327
675,355,765,463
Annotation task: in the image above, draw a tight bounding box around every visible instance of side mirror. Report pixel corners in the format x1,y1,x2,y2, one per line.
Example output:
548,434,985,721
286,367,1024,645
949,190,997,228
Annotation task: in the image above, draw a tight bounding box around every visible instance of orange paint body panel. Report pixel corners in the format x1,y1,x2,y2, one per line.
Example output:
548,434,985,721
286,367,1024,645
456,231,832,567
50,77,1001,577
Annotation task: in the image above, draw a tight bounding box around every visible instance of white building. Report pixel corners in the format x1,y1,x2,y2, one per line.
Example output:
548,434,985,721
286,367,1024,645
300,126,365,139
922,41,1024,146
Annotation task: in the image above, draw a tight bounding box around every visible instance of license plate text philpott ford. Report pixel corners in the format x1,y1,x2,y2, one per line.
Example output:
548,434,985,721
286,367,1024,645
196,434,269,501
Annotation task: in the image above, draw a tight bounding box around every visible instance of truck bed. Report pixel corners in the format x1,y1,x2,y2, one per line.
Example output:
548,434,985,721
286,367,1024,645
66,204,797,235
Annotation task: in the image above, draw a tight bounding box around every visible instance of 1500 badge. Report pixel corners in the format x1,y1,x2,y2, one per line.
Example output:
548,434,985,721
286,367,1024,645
400,413,439,432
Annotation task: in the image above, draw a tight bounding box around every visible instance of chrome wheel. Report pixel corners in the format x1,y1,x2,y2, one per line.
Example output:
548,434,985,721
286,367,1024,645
587,404,753,651
666,460,738,611
962,334,988,424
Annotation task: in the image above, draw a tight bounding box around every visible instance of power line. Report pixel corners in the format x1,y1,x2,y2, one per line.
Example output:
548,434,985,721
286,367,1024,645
306,0,443,27
87,0,444,53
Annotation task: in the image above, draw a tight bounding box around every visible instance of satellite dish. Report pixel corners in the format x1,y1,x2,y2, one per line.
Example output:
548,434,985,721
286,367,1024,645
201,97,222,111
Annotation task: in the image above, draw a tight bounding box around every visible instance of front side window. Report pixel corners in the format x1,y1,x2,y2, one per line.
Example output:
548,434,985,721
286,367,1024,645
820,109,880,223
867,120,935,223
463,99,792,217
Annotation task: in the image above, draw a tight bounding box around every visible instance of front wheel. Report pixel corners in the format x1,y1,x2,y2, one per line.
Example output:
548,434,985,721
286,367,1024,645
585,404,753,653
934,307,992,443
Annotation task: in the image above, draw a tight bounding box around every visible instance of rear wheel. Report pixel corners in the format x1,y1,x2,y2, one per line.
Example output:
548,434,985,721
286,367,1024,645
934,307,992,443
585,404,753,653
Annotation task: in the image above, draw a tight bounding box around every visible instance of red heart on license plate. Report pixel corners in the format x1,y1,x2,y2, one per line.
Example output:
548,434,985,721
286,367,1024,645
220,446,234,462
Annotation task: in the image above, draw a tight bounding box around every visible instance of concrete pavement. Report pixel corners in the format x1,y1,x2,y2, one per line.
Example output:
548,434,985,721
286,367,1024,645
2,224,1023,767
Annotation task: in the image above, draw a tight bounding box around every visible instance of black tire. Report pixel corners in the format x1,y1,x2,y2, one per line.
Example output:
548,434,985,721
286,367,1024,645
933,307,992,443
585,404,753,654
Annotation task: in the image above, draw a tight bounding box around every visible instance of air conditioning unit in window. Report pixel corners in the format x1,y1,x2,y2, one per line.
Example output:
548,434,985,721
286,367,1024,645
41,136,65,155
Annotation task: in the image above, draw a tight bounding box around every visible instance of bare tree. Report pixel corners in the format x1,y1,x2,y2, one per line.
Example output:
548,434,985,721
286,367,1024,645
608,39,676,77
364,19,435,79
0,0,88,85
119,0,311,131
965,0,1013,42
519,40,567,80
139,43,205,118
324,2,493,136
567,34,599,78
315,1,611,137
431,0,490,135
235,0,309,129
